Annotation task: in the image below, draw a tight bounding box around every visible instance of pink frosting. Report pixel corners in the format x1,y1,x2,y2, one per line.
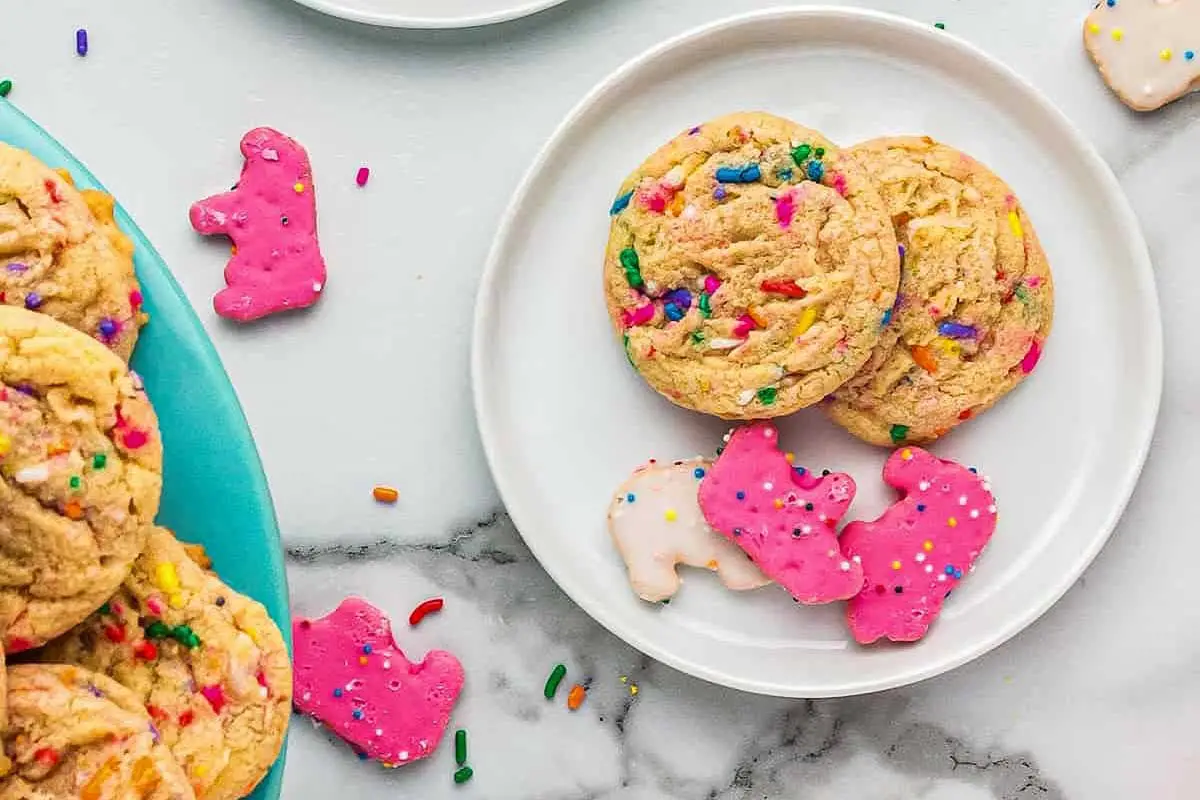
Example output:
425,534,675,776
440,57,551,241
840,448,998,645
292,597,464,766
698,423,864,604
189,127,327,322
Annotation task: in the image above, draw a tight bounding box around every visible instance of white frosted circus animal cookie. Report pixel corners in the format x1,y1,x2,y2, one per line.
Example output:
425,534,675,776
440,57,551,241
608,458,769,602
1084,0,1200,111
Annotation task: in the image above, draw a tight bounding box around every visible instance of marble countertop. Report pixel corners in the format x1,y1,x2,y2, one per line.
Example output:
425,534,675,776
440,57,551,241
9,0,1199,797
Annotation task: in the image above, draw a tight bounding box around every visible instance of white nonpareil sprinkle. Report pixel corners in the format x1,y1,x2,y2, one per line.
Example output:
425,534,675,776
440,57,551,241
762,482,773,491
839,561,850,572
958,495,968,505
918,481,931,491
969,509,980,519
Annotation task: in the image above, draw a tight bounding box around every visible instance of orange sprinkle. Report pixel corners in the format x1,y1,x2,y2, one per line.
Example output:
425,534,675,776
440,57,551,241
773,499,783,509
372,485,399,504
566,683,587,711
64,501,84,520
748,307,770,328
47,442,70,457
706,560,718,569
910,345,937,374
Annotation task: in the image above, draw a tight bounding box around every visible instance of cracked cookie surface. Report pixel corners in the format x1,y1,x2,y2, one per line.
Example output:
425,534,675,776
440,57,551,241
0,144,144,360
604,112,899,419
828,137,1053,447
41,528,291,800
0,306,161,651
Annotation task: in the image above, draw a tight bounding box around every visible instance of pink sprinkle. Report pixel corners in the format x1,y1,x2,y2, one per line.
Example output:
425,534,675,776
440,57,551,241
775,189,797,229
122,429,149,449
200,684,226,714
622,302,655,327
703,275,721,294
832,174,847,196
1025,276,1042,288
129,290,143,309
146,596,165,616
356,167,370,187
1020,338,1042,374
734,314,757,338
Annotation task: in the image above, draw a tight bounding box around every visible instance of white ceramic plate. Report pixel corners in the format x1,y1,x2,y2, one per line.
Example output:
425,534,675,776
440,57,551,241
287,0,569,28
472,7,1161,697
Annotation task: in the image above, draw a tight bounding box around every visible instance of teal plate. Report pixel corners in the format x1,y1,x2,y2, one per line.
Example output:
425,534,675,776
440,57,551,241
0,100,289,800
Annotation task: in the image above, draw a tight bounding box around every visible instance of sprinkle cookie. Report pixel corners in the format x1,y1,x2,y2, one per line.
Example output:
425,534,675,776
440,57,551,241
189,127,327,322
697,423,863,604
0,144,144,359
40,528,291,800
827,137,1053,447
840,447,997,644
1084,0,1200,111
604,112,899,419
0,664,195,799
0,307,162,652
292,597,464,767
608,458,769,602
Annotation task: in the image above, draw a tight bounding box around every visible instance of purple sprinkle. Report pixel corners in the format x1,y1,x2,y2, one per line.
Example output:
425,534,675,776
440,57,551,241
937,321,978,339
76,28,88,57
15,383,36,396
23,292,41,310
149,723,161,743
898,244,906,262
663,288,693,310
98,318,119,339
6,262,27,273
86,683,103,698
688,126,702,136
714,186,727,201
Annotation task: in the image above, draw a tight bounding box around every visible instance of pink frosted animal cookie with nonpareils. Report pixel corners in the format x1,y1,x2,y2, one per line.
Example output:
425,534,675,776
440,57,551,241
190,127,327,322
292,597,464,767
698,422,864,604
840,447,998,645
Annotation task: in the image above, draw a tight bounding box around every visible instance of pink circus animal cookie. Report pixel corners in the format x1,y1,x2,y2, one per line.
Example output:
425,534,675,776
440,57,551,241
608,458,769,602
698,423,863,604
189,127,327,321
1084,0,1200,112
292,597,464,767
840,447,998,644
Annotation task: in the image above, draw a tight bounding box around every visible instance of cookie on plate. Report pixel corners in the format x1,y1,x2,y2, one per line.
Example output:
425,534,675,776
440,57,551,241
1083,0,1200,112
827,137,1053,447
0,306,162,652
604,111,899,419
0,664,195,799
0,144,144,360
41,527,291,800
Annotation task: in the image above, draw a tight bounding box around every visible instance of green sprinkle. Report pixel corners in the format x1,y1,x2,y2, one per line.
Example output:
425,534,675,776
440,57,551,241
698,292,712,318
455,729,467,766
623,334,635,368
934,21,946,29
814,147,826,159
619,248,643,289
145,621,171,640
756,387,777,406
690,330,704,345
0,80,11,98
890,424,910,444
543,663,567,700
69,475,81,490
790,144,812,165
98,603,111,616
92,453,107,470
453,766,474,785
1014,285,1031,305
171,625,201,649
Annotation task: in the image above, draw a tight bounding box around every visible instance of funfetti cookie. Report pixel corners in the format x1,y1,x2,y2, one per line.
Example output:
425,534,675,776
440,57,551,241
0,307,162,652
604,112,899,420
0,665,195,799
292,597,464,768
608,458,769,602
189,127,327,322
40,527,291,800
1084,0,1200,112
828,137,1053,447
697,423,863,604
840,447,997,645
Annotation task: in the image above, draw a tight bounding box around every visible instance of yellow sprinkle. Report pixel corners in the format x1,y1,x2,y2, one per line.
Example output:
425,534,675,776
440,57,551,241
293,182,305,193
194,765,208,778
900,448,913,461
168,594,184,609
891,560,902,571
1087,22,1100,34
629,684,639,696
1161,48,1173,61
0,434,10,455
155,563,180,594
668,193,686,216
934,337,962,357
1008,210,1023,240
748,307,769,328
1111,27,1123,41
948,517,958,528
619,675,628,684
773,499,783,509
243,625,260,644
699,378,711,392
923,540,934,552
791,306,818,338
785,452,795,464
664,508,678,522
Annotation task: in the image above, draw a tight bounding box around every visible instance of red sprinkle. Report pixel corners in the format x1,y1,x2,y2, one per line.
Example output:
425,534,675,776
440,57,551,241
408,597,445,627
44,180,62,203
760,279,807,298
122,429,149,449
200,684,226,714
256,670,268,688
103,624,126,644
33,748,59,766
355,167,370,187
146,704,168,722
178,709,195,727
7,637,33,653
133,640,158,660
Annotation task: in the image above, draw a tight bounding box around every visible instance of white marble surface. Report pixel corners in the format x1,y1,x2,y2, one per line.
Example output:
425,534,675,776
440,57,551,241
7,0,1200,797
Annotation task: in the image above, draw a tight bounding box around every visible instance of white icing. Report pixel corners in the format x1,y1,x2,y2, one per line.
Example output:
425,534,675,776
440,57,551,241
1085,0,1200,110
608,459,769,602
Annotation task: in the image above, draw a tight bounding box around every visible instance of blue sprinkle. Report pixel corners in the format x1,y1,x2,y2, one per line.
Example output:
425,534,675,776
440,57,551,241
736,491,746,500
76,28,88,57
664,288,693,310
357,751,369,761
713,185,728,201
777,167,794,181
954,569,963,579
626,493,636,503
664,302,684,322
1187,51,1196,61
24,292,41,310
693,467,705,479
98,318,118,338
715,163,762,183
916,504,926,512
881,308,893,328
333,688,343,698
937,320,977,339
1106,0,1115,6
806,161,825,182
609,190,633,216
352,709,364,720
944,565,955,575
968,467,978,474
794,466,806,476
363,644,373,654
733,527,743,537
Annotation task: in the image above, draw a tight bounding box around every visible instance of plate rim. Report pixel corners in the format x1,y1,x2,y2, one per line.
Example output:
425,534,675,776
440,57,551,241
286,0,570,29
471,5,1163,697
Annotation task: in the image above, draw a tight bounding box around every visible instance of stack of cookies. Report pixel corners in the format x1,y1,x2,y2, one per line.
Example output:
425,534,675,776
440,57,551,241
0,144,290,799
605,112,1054,446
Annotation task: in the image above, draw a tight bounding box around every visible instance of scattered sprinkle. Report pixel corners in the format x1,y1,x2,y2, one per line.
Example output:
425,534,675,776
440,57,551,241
455,729,467,766
408,597,444,627
889,424,909,444
934,21,945,30
76,29,88,57
454,766,474,785
372,485,400,504
356,167,370,187
543,664,567,700
610,190,634,215
566,683,587,711
664,508,678,522
0,80,11,98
